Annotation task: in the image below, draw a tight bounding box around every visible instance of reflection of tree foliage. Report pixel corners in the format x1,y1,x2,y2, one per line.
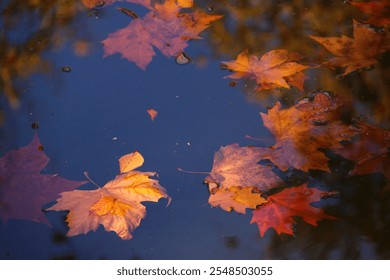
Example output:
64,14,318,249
199,0,390,125
0,0,87,108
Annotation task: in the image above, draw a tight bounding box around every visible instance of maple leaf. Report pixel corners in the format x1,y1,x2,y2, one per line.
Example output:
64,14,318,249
102,0,222,69
223,49,310,91
204,144,284,193
350,0,390,26
0,134,87,225
332,123,390,180
47,151,169,240
260,91,359,172
250,184,336,236
208,186,268,214
310,20,390,75
176,0,193,8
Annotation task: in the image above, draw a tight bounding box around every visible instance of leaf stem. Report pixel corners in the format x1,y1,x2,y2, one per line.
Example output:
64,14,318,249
177,168,210,174
83,171,101,188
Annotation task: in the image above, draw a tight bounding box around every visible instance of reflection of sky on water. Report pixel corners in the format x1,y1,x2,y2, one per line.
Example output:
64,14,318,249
0,1,389,259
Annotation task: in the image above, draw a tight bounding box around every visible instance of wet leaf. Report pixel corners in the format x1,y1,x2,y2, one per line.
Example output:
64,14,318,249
0,134,87,225
81,0,114,9
102,0,222,69
310,20,390,75
350,0,390,26
250,184,336,236
204,144,284,193
260,91,358,172
223,49,310,91
208,186,268,214
47,151,169,240
177,0,193,8
333,123,390,180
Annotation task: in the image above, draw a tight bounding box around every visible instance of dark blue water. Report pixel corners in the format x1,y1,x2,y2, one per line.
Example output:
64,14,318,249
1,0,389,260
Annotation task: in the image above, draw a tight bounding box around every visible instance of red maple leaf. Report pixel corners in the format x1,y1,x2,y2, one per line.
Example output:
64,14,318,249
102,0,222,69
250,184,336,236
0,134,87,225
350,0,390,26
332,123,390,180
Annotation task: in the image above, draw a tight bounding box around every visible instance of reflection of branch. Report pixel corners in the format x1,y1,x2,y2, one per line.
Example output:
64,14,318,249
0,0,85,107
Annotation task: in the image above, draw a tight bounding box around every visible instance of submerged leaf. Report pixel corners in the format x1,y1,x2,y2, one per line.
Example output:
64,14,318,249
350,0,390,26
332,123,390,180
310,20,390,75
0,134,87,225
204,144,284,193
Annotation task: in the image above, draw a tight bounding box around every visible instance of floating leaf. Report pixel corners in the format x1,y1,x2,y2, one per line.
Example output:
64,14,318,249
310,20,390,75
0,134,87,225
223,49,310,91
47,151,169,240
251,184,336,236
260,91,358,172
102,0,222,69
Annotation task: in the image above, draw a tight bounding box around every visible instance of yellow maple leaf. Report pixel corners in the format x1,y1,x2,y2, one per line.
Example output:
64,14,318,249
177,0,193,8
47,151,169,240
209,186,268,214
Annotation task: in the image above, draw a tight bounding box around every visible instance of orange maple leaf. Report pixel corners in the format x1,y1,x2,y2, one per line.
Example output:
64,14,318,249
102,0,222,69
260,91,359,172
47,151,169,240
223,49,310,91
350,0,390,26
310,20,390,75
176,0,193,8
251,184,336,236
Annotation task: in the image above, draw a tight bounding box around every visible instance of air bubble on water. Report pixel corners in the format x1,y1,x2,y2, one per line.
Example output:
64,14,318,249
309,118,329,126
61,66,71,72
205,6,215,13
